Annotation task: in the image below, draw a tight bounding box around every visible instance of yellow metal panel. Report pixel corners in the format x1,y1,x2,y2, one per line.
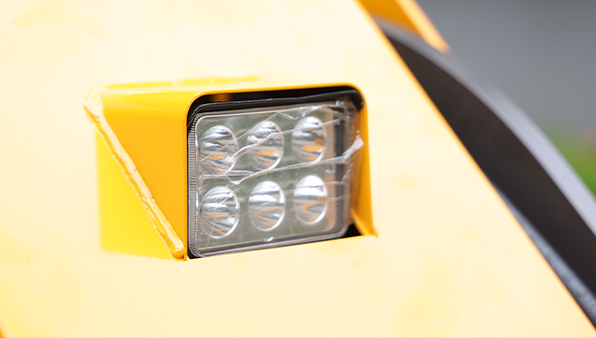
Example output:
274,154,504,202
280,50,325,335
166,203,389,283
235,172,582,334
359,0,449,52
0,0,592,336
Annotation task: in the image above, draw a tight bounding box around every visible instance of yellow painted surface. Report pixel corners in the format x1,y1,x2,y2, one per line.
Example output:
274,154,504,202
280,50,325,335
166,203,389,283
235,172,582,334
0,0,593,336
96,131,173,260
359,0,449,52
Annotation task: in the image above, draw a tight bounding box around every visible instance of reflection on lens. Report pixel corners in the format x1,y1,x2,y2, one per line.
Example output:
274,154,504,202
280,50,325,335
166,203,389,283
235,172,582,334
200,186,240,238
198,125,238,175
248,181,286,231
247,121,284,170
291,117,326,163
293,175,327,224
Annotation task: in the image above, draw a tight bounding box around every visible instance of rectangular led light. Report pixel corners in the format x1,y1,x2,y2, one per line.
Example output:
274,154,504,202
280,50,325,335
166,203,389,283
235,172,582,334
188,89,364,257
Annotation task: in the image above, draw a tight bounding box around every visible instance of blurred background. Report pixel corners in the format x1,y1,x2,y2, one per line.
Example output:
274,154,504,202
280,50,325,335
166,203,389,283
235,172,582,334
418,0,596,195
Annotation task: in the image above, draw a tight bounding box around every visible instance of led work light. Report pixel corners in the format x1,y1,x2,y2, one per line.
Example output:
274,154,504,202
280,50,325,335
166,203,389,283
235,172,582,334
188,89,364,257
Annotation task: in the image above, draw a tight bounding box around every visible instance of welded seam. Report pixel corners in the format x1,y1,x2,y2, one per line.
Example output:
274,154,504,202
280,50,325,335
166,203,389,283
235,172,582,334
84,87,186,260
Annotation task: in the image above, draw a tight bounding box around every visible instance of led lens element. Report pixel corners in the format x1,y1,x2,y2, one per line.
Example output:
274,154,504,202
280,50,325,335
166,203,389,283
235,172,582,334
247,121,284,170
248,181,286,231
200,187,240,238
293,175,328,225
188,89,363,257
198,126,238,174
291,116,326,163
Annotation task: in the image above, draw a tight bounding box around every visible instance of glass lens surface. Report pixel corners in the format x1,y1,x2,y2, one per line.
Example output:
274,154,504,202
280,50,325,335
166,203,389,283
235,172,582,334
247,121,284,170
293,175,328,224
189,95,361,257
248,181,286,231
198,125,238,174
200,186,240,238
291,117,326,163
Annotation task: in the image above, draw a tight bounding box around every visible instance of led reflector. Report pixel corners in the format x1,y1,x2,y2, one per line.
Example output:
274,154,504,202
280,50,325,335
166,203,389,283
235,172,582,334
198,126,238,174
293,175,328,224
248,181,286,231
291,116,326,163
200,187,240,238
188,90,363,257
247,121,284,170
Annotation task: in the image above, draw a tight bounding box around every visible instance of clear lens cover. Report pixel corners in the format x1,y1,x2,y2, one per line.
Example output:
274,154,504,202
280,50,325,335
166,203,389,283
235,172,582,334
188,93,363,257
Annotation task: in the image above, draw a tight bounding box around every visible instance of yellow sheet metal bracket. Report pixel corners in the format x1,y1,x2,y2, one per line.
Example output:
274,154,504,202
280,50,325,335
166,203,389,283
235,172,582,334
84,78,375,260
